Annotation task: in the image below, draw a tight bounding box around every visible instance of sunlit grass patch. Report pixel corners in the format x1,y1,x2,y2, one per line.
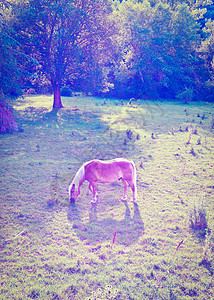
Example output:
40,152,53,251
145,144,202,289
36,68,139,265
14,95,53,111
101,103,147,131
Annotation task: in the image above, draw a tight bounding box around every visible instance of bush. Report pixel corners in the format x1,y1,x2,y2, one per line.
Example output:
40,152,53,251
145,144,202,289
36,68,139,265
61,86,73,97
189,198,207,238
26,88,36,95
176,87,193,103
0,100,18,134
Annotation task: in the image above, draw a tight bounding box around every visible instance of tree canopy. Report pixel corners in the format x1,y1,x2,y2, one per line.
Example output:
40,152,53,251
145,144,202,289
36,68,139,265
110,0,211,99
10,0,115,107
1,0,214,108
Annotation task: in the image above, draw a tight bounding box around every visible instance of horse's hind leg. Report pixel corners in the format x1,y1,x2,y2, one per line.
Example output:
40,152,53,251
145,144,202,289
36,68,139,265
127,180,136,202
121,179,128,201
87,183,93,195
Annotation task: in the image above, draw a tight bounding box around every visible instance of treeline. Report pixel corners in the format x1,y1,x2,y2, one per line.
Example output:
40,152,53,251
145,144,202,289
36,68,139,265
0,0,214,108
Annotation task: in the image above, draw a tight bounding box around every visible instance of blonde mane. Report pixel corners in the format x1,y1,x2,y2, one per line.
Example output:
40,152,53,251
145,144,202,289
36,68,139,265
71,163,86,190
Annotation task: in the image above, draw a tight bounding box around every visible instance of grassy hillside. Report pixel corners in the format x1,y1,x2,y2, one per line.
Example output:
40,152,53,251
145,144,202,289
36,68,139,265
0,95,213,299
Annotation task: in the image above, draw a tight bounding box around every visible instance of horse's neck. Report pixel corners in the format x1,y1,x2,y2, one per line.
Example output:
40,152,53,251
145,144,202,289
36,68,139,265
74,165,85,190
78,177,85,189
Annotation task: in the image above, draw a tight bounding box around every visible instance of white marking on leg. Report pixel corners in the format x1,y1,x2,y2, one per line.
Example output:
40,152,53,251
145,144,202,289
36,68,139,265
121,179,128,201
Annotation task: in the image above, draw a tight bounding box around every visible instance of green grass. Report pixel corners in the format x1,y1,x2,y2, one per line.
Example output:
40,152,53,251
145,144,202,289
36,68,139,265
0,95,214,299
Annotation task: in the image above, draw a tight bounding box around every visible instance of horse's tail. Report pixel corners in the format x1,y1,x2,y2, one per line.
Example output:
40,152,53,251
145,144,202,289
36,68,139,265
131,160,137,195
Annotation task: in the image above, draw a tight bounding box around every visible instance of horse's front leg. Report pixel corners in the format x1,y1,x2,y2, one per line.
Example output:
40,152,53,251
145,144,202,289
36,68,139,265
90,182,98,204
121,179,128,201
87,183,93,195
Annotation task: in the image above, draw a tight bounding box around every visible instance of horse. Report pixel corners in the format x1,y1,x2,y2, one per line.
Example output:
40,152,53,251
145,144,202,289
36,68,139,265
69,158,137,204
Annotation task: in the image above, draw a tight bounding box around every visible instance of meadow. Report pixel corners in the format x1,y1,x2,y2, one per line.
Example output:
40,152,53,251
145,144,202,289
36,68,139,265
0,95,214,299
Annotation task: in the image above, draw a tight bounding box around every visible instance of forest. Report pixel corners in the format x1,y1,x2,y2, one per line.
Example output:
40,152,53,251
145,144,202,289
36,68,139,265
0,0,214,112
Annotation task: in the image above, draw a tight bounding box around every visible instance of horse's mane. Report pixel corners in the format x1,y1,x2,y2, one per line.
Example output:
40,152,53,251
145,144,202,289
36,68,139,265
71,162,87,189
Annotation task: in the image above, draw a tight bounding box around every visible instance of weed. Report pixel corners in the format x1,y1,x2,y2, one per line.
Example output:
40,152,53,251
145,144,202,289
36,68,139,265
126,129,133,140
189,146,197,156
186,133,191,144
28,289,40,299
189,198,208,238
192,124,197,134
178,125,182,132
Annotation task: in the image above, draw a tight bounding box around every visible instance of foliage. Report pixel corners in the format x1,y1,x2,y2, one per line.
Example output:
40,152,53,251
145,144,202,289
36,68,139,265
0,98,19,133
198,17,214,99
176,87,194,103
0,1,33,133
61,85,73,97
110,0,208,99
1,0,214,104
10,0,115,107
0,11,24,98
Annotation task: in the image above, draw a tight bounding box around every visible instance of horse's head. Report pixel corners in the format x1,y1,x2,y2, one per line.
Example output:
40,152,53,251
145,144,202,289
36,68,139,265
69,183,80,203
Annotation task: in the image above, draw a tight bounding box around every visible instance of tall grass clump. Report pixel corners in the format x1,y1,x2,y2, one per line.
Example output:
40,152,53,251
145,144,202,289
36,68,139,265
199,230,214,276
202,230,214,261
189,197,208,238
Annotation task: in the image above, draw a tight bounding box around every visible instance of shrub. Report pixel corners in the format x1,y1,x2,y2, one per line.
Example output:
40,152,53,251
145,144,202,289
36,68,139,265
126,129,133,140
61,86,73,97
0,102,18,134
189,198,207,238
176,87,193,103
26,88,36,94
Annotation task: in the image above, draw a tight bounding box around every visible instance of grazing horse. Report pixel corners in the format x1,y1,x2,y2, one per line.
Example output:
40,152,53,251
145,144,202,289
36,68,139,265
69,158,137,204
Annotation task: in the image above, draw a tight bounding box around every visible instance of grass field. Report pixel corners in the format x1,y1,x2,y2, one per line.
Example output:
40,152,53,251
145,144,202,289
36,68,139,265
0,95,214,299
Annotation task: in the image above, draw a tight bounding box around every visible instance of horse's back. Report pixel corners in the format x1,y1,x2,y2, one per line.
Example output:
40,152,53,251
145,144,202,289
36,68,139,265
84,158,134,183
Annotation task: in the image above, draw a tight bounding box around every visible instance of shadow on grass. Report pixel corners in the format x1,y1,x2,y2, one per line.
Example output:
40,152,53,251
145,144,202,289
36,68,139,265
17,106,98,130
67,202,144,246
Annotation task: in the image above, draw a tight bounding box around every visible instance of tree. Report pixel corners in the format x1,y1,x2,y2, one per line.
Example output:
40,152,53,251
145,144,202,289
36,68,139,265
0,0,32,133
198,18,214,100
0,1,25,99
11,0,114,108
110,0,207,99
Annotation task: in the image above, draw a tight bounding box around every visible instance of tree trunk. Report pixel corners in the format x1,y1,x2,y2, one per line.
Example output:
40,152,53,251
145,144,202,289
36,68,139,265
53,84,63,109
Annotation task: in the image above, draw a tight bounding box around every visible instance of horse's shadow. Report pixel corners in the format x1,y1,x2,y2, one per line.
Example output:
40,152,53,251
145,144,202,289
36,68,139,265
67,202,144,246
